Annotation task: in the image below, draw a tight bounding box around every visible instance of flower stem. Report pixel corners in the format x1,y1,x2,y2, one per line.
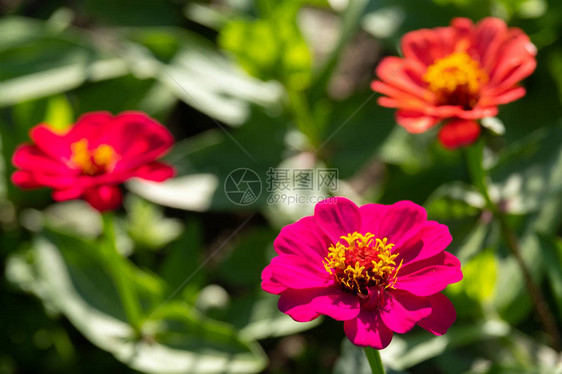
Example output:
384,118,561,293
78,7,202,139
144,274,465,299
286,87,321,149
364,347,385,374
101,212,143,335
465,141,561,350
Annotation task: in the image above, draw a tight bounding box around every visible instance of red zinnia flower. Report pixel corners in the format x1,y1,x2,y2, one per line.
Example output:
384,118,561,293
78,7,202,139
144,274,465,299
372,17,537,149
12,111,175,211
261,197,462,349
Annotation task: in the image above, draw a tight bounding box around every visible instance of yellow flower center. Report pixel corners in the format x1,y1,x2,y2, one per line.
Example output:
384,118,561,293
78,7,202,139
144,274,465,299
324,232,402,296
70,139,117,176
423,52,488,108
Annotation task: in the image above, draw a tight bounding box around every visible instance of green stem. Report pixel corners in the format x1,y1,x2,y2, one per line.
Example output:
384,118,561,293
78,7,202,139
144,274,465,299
465,141,561,350
364,347,385,374
102,213,143,335
286,87,320,149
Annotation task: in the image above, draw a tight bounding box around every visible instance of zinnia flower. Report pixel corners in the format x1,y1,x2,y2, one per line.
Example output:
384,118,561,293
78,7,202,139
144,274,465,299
261,197,462,349
12,111,175,211
372,17,537,149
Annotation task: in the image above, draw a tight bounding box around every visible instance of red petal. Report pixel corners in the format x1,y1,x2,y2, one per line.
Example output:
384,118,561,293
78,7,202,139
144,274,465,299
83,185,122,212
396,110,439,133
438,119,481,149
30,124,72,160
133,162,175,182
343,310,393,349
379,290,432,333
12,144,71,174
274,216,332,262
11,170,41,188
314,197,361,244
417,293,457,335
278,287,360,322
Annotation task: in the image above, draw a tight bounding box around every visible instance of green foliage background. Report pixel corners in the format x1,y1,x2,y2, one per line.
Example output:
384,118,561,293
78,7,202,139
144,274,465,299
0,0,561,373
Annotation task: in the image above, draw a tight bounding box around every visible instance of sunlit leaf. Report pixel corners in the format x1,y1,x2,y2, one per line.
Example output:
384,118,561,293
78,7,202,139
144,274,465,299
6,227,266,373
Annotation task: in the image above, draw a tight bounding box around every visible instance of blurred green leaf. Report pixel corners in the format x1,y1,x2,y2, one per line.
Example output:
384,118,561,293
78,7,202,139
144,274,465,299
128,106,288,211
217,228,275,287
332,339,379,374
224,292,322,341
380,320,510,371
124,195,183,251
448,248,498,304
536,233,562,319
425,181,484,254
79,0,183,27
489,122,562,322
219,1,312,90
43,95,73,131
0,17,129,107
159,220,206,301
5,227,266,373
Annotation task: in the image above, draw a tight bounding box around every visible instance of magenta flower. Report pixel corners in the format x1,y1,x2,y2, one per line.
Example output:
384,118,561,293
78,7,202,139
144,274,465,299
261,197,463,349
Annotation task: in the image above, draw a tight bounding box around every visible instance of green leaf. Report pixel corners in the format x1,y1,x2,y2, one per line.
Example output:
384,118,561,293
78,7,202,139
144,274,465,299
489,122,562,322
332,339,375,374
218,1,312,90
0,17,129,107
6,227,266,373
159,220,206,301
128,106,288,212
124,195,183,251
217,228,276,287
536,233,562,318
43,95,73,132
448,248,498,304
380,320,511,371
224,292,322,341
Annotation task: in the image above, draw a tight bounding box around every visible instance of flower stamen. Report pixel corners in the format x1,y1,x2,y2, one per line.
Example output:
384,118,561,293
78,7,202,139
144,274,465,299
423,52,487,108
70,139,117,176
324,232,402,295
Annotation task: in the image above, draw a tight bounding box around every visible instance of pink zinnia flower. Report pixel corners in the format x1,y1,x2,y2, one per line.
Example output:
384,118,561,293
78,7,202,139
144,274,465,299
261,197,463,349
12,111,175,212
372,17,537,149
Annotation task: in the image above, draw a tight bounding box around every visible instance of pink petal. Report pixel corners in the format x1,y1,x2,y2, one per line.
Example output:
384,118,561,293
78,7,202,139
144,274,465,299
344,309,393,349
110,112,174,171
30,124,73,160
261,264,289,294
66,112,114,144
12,144,71,174
360,200,427,248
27,172,77,189
417,293,456,335
279,287,360,322
397,220,452,267
83,185,122,212
132,161,175,182
268,254,334,290
52,186,84,201
395,252,463,296
11,170,42,189
274,215,332,262
314,197,361,244
379,290,431,333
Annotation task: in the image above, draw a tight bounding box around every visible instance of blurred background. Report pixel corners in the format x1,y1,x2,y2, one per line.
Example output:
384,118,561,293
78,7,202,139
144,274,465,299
1,0,561,373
